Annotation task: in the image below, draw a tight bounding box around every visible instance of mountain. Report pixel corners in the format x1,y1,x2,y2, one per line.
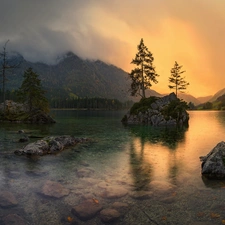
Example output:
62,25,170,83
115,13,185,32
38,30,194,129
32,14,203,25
7,52,221,105
4,52,163,102
177,93,201,105
196,96,213,103
208,88,225,102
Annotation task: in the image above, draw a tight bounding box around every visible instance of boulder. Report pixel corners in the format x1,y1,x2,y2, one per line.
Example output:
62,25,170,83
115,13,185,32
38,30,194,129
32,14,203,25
14,135,88,156
200,141,225,178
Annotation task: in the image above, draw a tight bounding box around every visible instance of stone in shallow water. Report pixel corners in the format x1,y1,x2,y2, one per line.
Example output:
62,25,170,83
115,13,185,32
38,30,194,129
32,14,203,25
100,208,121,223
148,180,176,195
129,191,153,200
41,180,70,198
71,199,103,221
2,214,27,225
201,141,225,178
0,191,18,207
111,202,129,214
76,168,95,178
99,186,128,199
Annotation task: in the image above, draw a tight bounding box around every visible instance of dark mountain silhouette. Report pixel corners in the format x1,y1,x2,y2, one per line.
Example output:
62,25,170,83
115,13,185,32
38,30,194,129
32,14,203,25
3,52,224,105
4,52,160,102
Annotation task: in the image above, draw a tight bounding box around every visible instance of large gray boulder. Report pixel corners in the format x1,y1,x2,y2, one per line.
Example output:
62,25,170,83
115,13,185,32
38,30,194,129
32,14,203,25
14,135,88,156
200,141,225,178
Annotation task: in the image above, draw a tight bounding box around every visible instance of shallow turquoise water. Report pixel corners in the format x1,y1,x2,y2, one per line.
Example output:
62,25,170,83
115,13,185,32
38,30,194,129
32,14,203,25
1,110,225,224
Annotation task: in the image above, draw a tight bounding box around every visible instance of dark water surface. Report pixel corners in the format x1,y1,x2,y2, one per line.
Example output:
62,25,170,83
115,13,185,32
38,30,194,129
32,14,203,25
1,110,225,224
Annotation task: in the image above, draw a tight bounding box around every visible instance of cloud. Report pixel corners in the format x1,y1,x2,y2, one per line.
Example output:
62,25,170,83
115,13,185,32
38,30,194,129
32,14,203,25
0,0,225,96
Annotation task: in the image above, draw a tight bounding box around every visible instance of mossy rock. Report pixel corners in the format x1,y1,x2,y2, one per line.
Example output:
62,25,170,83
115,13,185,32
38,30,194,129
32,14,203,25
130,96,158,115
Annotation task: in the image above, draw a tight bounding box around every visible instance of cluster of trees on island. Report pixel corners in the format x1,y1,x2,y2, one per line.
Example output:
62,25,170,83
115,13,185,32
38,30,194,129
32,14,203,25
129,38,189,99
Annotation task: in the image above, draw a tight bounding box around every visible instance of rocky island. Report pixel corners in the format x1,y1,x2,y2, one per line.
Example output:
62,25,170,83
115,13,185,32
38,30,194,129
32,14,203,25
122,92,189,126
14,135,89,156
0,100,55,124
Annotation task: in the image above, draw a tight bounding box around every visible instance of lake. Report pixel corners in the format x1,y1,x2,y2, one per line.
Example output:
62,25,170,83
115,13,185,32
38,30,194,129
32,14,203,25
1,110,225,225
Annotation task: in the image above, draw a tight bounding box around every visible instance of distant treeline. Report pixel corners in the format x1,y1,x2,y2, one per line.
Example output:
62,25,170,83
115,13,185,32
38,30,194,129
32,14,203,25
50,97,133,109
0,89,133,110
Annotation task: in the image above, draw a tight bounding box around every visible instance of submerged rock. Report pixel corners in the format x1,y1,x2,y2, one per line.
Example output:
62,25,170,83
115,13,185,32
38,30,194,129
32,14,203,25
100,208,121,223
14,135,89,156
2,214,27,225
71,199,103,221
200,141,225,178
129,191,153,200
41,180,70,198
0,191,18,208
98,186,128,199
148,180,176,195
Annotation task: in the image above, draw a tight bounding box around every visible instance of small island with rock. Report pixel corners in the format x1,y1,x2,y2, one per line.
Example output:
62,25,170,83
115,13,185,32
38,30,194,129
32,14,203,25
0,100,55,124
122,92,189,126
14,135,89,156
0,67,55,124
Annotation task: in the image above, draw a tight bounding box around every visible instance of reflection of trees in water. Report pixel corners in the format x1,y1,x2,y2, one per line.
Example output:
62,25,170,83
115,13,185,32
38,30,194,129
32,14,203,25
129,140,152,191
125,125,188,149
126,125,188,188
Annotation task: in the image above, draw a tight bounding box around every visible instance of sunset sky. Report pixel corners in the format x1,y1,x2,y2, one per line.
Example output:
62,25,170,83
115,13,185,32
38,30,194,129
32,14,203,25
1,0,225,97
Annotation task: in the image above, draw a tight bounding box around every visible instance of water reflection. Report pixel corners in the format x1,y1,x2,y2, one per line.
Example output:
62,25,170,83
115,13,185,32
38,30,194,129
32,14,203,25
126,125,188,189
129,140,152,190
125,125,188,149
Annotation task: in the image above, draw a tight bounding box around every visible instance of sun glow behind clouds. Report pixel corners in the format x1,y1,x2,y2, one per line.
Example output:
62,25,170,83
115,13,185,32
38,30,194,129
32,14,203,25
1,0,225,97
148,18,214,96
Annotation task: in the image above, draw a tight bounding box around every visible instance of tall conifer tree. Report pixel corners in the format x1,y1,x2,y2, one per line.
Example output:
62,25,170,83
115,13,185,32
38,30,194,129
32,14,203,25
18,67,49,112
129,38,159,98
168,61,189,97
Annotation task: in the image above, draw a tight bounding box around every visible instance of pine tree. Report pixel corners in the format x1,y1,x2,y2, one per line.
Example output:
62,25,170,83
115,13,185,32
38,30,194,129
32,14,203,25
18,67,49,112
129,38,159,98
168,61,189,97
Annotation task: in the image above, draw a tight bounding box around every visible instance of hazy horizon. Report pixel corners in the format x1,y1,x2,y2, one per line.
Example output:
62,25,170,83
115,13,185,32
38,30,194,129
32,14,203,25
1,0,225,97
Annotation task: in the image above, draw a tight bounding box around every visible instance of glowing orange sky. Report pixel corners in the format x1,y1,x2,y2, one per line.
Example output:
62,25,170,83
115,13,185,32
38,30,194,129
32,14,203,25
74,0,225,97
1,0,225,97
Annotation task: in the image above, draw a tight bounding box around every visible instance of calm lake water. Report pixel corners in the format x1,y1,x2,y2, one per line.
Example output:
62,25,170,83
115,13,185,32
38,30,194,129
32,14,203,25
1,110,225,225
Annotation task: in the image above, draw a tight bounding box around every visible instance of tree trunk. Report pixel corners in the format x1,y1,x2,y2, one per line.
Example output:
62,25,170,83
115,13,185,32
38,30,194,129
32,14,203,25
141,62,145,98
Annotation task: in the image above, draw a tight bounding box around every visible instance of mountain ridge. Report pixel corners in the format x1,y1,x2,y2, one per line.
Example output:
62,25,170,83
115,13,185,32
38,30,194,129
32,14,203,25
2,52,223,105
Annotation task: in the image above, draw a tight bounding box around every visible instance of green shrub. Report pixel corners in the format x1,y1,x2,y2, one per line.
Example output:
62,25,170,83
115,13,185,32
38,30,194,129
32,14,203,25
130,96,158,115
162,99,188,121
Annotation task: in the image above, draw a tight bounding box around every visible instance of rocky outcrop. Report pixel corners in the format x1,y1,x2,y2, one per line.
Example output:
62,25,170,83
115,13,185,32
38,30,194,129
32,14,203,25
200,141,225,178
14,135,88,156
0,100,55,124
25,110,56,124
122,93,189,126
